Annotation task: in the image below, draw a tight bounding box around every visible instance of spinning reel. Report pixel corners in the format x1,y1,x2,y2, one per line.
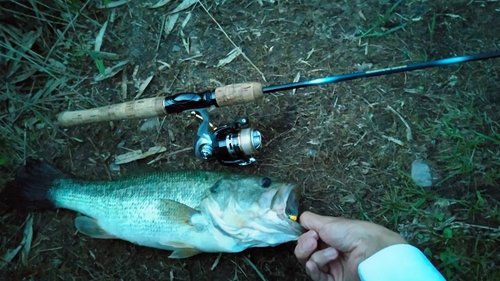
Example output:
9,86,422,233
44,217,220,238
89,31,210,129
192,110,262,166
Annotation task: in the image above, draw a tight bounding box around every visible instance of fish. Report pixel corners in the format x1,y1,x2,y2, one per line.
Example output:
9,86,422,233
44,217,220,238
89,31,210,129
1,159,304,258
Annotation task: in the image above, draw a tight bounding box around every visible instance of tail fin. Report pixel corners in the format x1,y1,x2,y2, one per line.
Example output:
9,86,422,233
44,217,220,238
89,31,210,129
1,159,69,211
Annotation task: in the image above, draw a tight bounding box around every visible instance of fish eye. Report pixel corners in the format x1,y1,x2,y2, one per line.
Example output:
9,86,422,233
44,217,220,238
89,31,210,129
260,177,272,188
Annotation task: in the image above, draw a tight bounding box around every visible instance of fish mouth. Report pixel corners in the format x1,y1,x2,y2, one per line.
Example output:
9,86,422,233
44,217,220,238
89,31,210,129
284,184,300,221
274,183,305,235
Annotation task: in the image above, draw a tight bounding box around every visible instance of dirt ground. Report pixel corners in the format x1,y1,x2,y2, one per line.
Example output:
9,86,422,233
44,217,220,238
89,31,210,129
1,0,500,280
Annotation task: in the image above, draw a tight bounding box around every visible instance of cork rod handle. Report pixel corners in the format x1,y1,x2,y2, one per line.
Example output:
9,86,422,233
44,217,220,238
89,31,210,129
215,82,263,106
57,97,166,127
56,82,264,127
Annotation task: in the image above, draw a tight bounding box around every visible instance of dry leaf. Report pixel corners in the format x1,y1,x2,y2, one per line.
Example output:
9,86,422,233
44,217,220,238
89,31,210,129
169,0,197,14
135,74,154,99
95,20,109,52
216,47,241,67
140,118,160,132
21,214,34,266
114,146,167,165
181,36,190,54
356,62,373,72
98,0,131,9
358,10,366,21
181,12,192,28
382,135,404,146
164,13,180,38
292,72,300,94
151,0,172,8
157,60,171,71
0,245,23,269
211,253,222,270
94,60,129,81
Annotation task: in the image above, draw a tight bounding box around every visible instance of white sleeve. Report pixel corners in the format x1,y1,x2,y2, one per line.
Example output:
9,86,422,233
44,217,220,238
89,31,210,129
358,244,446,281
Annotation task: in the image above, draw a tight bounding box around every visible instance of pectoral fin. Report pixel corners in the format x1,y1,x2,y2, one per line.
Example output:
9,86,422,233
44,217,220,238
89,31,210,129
158,199,202,226
75,216,116,239
157,200,204,258
169,247,201,258
159,241,201,258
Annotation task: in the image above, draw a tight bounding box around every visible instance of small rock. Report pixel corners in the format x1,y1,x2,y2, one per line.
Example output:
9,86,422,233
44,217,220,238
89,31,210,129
411,159,433,187
172,45,181,52
140,118,159,132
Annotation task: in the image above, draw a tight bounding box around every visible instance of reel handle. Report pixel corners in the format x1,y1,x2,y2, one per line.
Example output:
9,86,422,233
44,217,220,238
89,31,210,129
56,82,263,127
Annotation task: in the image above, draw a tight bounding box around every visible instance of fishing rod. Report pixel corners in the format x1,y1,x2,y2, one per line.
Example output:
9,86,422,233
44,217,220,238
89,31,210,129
57,50,500,166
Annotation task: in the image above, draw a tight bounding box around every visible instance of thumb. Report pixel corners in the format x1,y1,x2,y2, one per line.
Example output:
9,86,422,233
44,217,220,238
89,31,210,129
299,211,336,231
298,211,356,252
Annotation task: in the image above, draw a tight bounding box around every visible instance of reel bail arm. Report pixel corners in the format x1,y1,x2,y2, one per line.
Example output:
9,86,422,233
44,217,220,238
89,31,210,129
194,112,262,166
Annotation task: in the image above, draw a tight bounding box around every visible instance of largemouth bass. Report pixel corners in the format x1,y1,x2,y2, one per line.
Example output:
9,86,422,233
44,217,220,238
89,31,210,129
1,159,304,258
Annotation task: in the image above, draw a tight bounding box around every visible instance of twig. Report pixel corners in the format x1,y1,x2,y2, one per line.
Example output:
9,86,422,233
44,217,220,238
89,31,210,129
242,256,267,281
197,1,266,82
211,253,222,270
147,147,193,164
386,105,412,141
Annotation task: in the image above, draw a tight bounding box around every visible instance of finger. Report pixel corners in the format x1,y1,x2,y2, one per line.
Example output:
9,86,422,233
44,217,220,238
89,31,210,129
330,259,345,281
309,247,339,270
305,261,334,281
299,211,337,231
294,230,318,265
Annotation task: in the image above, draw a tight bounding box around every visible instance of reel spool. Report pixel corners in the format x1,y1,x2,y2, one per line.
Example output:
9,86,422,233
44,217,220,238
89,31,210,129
193,112,262,166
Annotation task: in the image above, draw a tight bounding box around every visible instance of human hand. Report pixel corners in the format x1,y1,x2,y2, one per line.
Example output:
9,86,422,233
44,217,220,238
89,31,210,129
294,211,408,281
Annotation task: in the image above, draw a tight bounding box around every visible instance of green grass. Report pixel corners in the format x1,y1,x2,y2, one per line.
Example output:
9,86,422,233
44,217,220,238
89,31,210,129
365,176,500,280
434,98,500,186
428,12,436,42
350,97,500,279
358,0,407,38
364,89,500,280
0,0,101,168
